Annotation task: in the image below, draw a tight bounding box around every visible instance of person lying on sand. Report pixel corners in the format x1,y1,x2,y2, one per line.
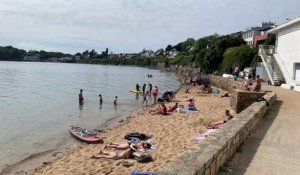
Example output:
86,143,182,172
91,148,134,159
208,110,233,129
149,102,168,115
167,102,178,112
104,141,152,151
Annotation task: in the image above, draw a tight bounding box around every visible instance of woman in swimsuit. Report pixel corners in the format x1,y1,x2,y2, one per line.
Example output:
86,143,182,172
208,110,233,129
91,148,134,159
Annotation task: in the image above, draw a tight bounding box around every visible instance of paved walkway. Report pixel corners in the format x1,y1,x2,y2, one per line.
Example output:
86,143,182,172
218,85,300,175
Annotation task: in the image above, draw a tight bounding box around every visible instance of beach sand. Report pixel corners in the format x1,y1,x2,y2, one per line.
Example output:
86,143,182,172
31,85,231,175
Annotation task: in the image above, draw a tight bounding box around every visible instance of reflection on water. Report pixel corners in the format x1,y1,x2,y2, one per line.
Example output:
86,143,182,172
0,61,180,171
79,101,84,110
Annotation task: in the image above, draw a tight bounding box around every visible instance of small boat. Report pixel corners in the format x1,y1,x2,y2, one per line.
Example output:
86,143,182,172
69,126,103,143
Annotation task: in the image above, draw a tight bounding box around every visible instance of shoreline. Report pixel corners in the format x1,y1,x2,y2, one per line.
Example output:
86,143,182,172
2,72,182,175
29,83,231,175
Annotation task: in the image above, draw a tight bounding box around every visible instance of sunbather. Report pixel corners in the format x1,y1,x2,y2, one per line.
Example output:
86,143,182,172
208,110,233,129
149,102,167,115
91,148,134,159
104,141,152,152
167,102,178,112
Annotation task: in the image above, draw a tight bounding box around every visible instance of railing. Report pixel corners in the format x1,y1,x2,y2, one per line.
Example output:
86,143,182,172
259,45,275,85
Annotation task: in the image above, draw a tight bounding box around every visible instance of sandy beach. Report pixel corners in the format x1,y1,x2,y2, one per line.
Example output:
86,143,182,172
27,84,231,175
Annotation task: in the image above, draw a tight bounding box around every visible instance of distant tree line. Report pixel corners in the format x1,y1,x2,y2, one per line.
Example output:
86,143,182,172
0,46,72,61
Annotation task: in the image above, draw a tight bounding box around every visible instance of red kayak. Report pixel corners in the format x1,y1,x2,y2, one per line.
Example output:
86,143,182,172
69,126,103,143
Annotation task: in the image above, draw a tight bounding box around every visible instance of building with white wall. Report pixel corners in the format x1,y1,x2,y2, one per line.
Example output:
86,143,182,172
243,22,275,47
266,17,300,91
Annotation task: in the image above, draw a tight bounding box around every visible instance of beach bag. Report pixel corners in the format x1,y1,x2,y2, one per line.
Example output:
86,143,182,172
135,154,153,163
124,132,151,141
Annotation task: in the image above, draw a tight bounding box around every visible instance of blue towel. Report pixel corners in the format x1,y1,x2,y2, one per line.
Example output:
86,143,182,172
183,107,199,113
131,171,157,175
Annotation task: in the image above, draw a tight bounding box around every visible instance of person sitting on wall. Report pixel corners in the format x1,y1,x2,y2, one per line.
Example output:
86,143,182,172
253,75,265,92
244,75,253,91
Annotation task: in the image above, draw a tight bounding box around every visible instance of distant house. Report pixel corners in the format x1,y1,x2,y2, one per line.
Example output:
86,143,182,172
140,50,155,58
243,22,276,47
168,49,179,58
48,57,58,62
259,17,300,92
24,55,40,62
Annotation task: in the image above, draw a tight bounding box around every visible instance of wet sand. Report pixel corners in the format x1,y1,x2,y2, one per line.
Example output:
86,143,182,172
18,85,231,175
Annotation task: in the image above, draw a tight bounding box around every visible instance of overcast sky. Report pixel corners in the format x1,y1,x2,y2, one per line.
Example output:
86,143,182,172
0,0,299,54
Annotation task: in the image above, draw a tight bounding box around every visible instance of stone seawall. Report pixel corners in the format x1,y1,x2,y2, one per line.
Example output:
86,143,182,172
158,76,276,175
209,75,244,92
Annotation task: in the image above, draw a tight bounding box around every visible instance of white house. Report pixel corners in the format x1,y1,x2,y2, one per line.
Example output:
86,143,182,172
265,17,300,91
243,22,275,47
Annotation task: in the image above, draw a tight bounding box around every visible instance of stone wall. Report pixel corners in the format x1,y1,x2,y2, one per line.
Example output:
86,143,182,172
209,75,244,92
209,75,266,114
158,76,276,175
231,90,266,113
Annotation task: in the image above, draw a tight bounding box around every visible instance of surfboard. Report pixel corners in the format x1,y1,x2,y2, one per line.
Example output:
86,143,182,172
129,89,143,94
69,126,103,143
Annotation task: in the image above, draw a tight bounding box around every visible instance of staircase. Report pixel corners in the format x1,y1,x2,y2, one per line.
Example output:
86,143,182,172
259,45,286,85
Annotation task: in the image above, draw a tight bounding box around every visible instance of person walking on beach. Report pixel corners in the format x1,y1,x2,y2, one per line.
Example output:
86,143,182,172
152,86,159,104
79,89,84,102
142,83,146,94
142,91,149,106
114,96,118,105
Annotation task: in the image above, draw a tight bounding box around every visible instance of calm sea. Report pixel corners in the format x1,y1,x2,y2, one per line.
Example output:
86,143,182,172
0,61,180,171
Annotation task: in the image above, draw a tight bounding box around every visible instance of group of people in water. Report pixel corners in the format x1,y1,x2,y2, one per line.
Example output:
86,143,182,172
136,83,159,106
78,89,118,106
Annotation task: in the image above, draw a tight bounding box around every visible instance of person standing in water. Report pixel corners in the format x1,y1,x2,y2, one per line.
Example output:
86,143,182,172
99,94,103,104
148,83,153,94
113,96,118,105
142,91,149,106
136,84,140,91
152,86,159,104
79,89,84,102
142,83,146,94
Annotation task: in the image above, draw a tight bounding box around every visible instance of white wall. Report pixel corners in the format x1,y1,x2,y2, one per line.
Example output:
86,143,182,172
276,22,300,81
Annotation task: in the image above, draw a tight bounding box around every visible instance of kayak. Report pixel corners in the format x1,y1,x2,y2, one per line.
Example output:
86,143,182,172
69,126,103,143
129,89,143,94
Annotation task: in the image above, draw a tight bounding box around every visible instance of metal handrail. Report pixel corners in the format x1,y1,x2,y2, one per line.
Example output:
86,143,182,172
259,46,275,85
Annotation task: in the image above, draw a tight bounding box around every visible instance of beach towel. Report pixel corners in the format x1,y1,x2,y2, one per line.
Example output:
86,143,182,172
131,171,157,175
183,107,199,113
193,129,216,140
212,89,220,94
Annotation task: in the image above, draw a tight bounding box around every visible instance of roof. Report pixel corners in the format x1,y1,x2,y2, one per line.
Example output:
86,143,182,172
268,17,300,34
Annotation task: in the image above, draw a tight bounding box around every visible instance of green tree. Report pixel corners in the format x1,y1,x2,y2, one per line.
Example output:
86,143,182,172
220,45,258,73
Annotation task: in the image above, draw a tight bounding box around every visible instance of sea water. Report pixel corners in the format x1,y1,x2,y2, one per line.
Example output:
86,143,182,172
0,61,180,171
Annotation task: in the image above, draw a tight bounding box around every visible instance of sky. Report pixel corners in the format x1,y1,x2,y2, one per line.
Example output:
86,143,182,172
0,0,299,54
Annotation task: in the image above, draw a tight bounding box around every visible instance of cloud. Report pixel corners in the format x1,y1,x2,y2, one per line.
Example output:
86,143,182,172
0,0,299,53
